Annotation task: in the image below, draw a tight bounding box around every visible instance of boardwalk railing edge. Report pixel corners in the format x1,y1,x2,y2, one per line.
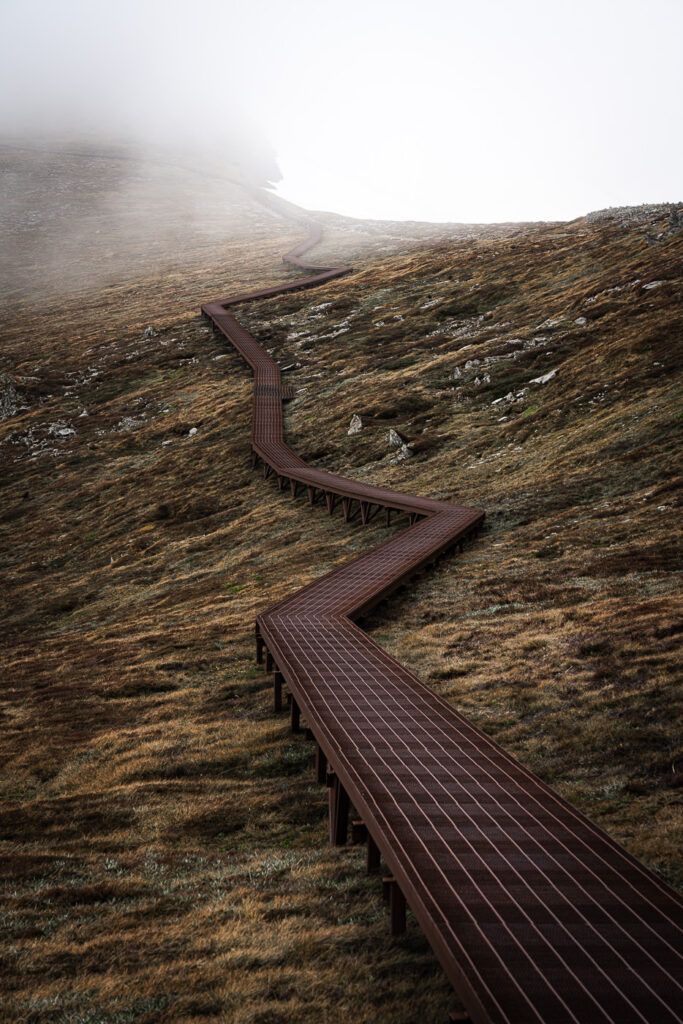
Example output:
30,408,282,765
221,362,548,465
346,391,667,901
201,221,683,1024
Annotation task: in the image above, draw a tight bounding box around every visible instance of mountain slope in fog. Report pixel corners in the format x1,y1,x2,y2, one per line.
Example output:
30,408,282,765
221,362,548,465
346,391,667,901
0,147,681,1024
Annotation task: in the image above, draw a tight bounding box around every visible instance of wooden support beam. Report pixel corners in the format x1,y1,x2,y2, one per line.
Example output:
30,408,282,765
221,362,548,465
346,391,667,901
342,497,352,522
351,819,368,844
290,696,301,733
255,634,264,665
289,479,298,498
250,450,258,469
383,877,406,935
315,743,327,784
328,773,350,846
265,650,274,672
386,508,392,527
367,834,381,874
276,475,285,491
390,883,407,935
307,485,315,506
325,492,337,515
360,501,369,525
273,671,283,713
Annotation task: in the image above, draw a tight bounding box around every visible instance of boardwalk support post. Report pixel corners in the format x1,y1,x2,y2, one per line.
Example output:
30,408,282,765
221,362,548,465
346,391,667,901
273,671,283,713
327,772,349,845
383,877,406,935
290,696,301,733
367,834,381,874
351,819,368,844
265,649,274,672
315,743,327,784
255,630,264,665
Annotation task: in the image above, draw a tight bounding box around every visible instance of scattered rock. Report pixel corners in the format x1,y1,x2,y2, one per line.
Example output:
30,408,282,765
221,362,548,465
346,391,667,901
143,326,158,339
48,422,75,438
0,374,19,421
530,369,558,385
574,317,587,326
347,414,362,436
388,428,404,448
117,416,144,432
188,427,198,437
642,280,664,291
492,392,514,406
585,203,683,229
451,366,462,379
389,443,413,464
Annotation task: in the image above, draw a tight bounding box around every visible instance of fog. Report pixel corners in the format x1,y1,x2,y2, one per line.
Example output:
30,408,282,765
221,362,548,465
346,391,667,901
1,0,682,222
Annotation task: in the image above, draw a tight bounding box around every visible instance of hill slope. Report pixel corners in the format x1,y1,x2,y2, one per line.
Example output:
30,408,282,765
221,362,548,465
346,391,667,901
0,150,681,1023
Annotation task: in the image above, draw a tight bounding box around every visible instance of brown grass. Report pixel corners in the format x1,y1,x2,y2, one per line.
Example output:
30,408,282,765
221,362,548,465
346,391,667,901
1,154,681,1023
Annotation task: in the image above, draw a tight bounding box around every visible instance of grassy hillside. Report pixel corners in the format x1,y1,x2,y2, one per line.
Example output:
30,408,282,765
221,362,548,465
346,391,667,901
1,152,681,1024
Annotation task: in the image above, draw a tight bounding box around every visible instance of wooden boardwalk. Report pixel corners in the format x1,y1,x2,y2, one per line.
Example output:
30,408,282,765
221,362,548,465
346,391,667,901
202,225,683,1024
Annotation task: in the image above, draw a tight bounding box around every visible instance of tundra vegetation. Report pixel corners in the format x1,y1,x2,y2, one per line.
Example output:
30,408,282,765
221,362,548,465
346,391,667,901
1,149,681,1023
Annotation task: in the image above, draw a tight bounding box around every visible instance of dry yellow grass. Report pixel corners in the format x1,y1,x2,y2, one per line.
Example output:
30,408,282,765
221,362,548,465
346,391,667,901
1,151,681,1022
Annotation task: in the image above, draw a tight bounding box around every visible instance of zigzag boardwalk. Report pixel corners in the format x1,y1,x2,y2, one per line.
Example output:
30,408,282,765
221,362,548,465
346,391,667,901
202,225,683,1023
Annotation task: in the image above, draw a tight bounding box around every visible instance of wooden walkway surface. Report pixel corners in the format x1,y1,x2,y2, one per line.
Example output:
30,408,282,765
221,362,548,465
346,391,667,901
202,224,683,1024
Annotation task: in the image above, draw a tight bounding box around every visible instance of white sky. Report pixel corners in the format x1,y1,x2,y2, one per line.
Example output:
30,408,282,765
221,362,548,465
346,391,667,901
1,0,681,222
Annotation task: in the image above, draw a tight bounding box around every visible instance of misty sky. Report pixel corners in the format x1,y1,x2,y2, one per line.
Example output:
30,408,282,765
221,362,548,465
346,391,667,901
1,0,681,222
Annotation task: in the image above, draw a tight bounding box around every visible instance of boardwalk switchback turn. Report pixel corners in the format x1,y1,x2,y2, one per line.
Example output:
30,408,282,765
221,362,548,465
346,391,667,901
202,223,683,1024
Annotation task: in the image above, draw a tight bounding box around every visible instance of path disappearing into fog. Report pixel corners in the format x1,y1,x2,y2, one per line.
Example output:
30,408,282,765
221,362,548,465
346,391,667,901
202,221,683,1024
